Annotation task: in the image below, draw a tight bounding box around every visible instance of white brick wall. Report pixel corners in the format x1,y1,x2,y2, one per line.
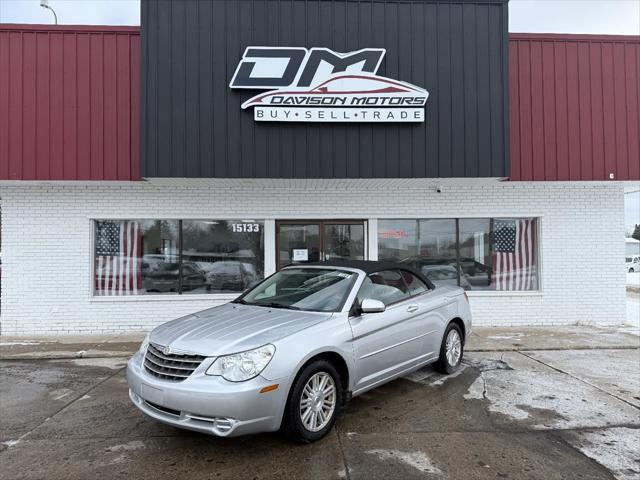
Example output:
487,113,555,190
0,179,627,335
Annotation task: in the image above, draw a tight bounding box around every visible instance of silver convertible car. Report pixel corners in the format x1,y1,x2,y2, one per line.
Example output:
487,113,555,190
127,260,472,443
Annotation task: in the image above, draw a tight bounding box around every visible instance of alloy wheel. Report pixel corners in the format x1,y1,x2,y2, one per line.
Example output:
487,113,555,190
445,329,462,366
299,372,337,432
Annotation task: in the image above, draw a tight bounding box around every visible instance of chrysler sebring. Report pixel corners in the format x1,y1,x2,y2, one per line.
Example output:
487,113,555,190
127,260,472,443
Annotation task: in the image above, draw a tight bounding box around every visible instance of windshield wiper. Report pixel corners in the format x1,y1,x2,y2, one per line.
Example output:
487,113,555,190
258,302,302,310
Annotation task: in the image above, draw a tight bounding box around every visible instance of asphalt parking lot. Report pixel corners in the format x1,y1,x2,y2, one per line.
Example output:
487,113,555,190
1,345,639,480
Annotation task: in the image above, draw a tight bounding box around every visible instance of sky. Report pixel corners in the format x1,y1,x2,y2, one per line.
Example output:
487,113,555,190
1,0,639,228
0,0,638,34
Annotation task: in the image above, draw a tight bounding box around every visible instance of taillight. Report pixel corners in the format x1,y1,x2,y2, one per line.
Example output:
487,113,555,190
463,292,469,302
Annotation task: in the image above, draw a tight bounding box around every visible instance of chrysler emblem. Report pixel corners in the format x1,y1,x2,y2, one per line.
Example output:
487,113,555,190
162,345,172,355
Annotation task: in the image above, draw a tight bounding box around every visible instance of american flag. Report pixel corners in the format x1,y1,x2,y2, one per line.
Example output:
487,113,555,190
491,219,535,291
95,221,142,295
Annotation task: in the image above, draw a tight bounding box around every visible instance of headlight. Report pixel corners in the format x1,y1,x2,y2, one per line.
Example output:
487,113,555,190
206,344,275,382
138,333,150,354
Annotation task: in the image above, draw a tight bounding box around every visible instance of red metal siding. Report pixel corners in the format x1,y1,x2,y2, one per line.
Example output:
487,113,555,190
0,25,140,181
510,33,640,181
1,27,638,182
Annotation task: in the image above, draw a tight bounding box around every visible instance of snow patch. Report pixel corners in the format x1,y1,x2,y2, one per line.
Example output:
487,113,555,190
565,427,640,480
464,369,639,428
486,334,524,340
49,388,73,401
68,358,126,369
107,440,145,452
101,440,146,465
366,449,441,474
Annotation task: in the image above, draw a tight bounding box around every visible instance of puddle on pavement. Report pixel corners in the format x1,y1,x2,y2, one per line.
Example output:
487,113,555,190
463,357,513,372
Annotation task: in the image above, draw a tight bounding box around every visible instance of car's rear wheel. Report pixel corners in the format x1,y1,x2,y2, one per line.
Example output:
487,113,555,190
434,323,464,374
281,360,341,443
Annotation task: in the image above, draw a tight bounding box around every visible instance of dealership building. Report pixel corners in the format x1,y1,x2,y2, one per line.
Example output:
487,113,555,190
0,0,638,335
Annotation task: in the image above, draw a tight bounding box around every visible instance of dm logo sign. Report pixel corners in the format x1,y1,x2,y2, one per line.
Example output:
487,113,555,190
229,47,429,123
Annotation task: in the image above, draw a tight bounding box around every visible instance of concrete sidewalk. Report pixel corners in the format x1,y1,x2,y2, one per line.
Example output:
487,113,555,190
1,324,638,360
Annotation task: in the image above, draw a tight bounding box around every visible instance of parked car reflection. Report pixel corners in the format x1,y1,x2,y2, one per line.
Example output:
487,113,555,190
143,262,208,293
420,265,472,290
196,260,260,293
401,256,493,290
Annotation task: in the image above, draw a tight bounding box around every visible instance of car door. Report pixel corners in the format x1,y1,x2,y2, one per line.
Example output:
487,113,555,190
348,269,432,393
400,270,455,356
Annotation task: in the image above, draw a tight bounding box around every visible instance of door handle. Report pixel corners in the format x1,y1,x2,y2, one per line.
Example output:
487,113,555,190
407,305,419,313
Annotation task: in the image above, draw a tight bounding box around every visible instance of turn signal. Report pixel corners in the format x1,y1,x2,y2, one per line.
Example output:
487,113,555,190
259,384,279,394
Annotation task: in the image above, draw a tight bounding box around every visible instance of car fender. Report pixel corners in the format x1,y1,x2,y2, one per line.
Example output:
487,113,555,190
260,313,356,389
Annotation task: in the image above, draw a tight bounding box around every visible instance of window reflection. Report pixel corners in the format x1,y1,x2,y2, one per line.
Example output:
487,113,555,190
459,218,491,290
378,218,539,291
95,219,263,296
181,220,264,294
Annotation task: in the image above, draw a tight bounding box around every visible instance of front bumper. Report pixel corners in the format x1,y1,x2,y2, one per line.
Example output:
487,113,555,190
126,353,291,437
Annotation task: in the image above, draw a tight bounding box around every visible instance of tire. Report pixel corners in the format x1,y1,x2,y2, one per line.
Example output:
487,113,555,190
630,268,635,273
434,323,464,374
281,360,342,443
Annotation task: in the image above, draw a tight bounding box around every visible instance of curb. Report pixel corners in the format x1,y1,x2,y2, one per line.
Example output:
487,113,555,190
466,345,640,353
0,351,135,361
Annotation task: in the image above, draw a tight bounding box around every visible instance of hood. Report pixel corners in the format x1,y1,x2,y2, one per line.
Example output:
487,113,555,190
149,303,333,357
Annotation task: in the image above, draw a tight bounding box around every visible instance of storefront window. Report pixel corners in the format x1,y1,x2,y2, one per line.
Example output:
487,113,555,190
459,218,491,290
489,218,538,291
94,219,263,296
378,219,419,260
378,218,539,291
181,220,264,294
379,219,458,286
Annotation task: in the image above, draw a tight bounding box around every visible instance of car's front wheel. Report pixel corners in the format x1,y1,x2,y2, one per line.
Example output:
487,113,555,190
434,323,464,374
281,360,342,443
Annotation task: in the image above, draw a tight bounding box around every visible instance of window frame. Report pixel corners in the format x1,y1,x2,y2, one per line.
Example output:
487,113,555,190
376,215,543,296
89,217,266,301
351,268,433,316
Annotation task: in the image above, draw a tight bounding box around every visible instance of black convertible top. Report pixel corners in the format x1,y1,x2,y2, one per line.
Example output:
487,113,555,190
292,259,435,289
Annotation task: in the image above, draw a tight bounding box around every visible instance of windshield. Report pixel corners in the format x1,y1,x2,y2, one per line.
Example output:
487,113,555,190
235,268,357,312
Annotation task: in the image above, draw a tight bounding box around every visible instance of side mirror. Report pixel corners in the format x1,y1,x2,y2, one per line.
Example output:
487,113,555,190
360,298,386,313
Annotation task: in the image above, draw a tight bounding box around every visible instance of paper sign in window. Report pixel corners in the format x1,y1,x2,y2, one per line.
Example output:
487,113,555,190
293,249,309,261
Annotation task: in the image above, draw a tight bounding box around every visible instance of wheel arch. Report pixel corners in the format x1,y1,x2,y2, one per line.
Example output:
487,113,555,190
301,351,349,395
286,349,352,407
448,317,467,344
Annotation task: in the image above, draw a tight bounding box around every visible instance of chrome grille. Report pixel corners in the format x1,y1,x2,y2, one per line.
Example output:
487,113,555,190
144,342,206,381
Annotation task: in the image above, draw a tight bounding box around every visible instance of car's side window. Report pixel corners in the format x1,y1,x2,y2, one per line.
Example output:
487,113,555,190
356,270,411,307
399,270,430,296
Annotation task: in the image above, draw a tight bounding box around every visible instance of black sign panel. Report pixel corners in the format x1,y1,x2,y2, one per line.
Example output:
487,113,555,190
141,0,509,178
